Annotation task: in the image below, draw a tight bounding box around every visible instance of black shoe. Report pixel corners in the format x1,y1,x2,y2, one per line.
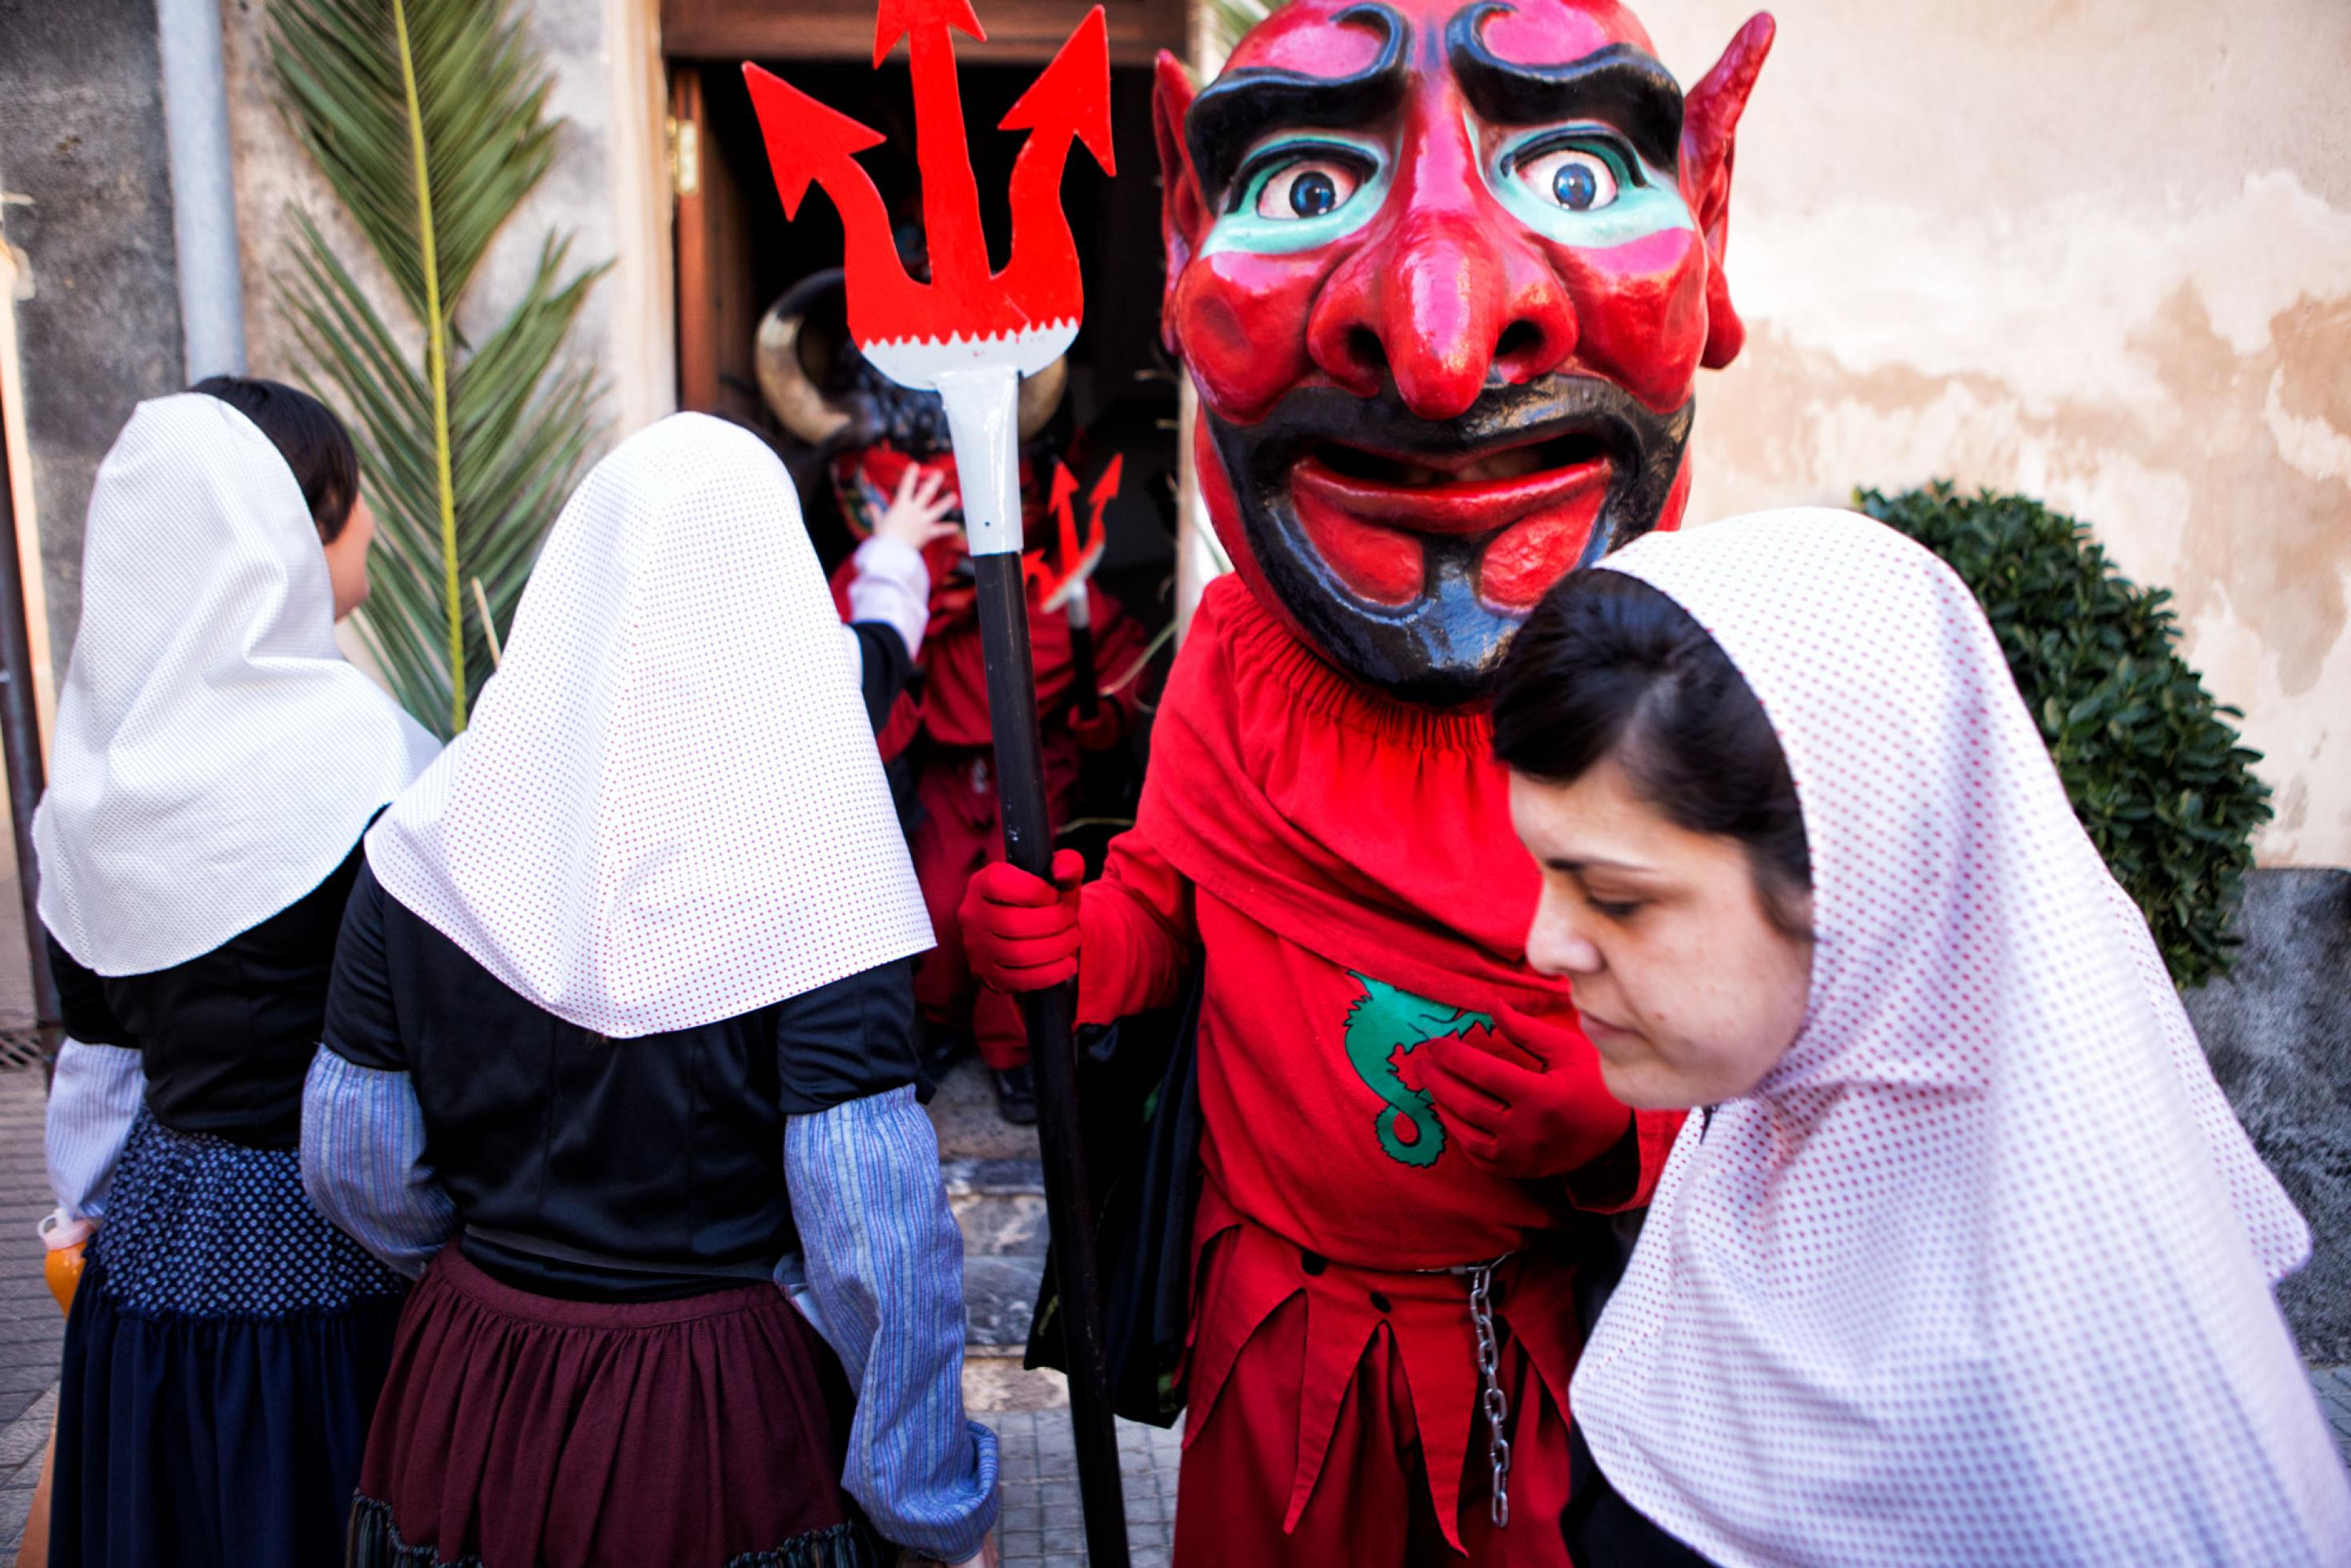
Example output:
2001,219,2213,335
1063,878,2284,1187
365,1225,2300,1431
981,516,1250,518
992,1065,1038,1125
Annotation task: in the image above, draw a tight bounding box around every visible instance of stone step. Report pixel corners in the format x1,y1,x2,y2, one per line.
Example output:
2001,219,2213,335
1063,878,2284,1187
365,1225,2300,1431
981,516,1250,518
925,1057,1041,1165
926,1057,1051,1352
944,1156,1048,1350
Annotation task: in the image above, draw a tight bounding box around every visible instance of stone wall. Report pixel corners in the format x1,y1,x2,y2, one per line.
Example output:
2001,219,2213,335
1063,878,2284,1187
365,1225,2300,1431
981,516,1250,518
2183,869,2351,1360
1643,0,2351,868
0,0,187,668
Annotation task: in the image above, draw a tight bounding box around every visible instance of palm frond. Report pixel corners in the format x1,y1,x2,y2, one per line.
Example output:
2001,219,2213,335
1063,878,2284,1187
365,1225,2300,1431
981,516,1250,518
268,0,557,332
269,0,604,736
1206,0,1278,57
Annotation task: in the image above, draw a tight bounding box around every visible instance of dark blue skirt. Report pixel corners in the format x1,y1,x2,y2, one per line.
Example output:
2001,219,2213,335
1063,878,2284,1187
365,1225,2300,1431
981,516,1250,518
50,1113,410,1568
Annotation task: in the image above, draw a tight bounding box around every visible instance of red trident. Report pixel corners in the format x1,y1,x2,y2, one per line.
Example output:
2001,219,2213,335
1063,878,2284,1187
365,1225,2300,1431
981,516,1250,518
746,0,1109,343
1037,456,1118,719
744,5,1113,556
744,14,1131,1565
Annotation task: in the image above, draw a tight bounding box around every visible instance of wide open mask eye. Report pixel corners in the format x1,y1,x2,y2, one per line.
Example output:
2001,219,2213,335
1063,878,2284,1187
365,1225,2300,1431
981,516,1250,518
1516,144,1620,211
1255,156,1365,220
1483,122,1693,249
1204,134,1391,258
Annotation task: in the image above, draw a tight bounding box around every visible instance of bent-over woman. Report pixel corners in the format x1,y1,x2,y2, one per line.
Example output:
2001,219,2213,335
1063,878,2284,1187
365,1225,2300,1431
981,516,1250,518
1490,508,2351,1564
302,413,998,1567
34,383,439,1566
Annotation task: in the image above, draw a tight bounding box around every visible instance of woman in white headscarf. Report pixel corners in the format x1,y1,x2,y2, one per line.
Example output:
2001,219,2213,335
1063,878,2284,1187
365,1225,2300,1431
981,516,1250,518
1486,508,2350,1565
300,413,998,1568
33,380,441,1567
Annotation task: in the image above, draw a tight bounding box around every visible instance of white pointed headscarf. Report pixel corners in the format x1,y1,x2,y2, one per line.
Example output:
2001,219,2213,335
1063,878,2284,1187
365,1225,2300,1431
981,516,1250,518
366,413,932,1038
34,394,439,976
1567,509,2350,1564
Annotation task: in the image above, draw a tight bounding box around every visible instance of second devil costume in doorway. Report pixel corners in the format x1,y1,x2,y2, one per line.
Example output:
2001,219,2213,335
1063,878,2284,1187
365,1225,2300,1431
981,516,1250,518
301,415,997,1566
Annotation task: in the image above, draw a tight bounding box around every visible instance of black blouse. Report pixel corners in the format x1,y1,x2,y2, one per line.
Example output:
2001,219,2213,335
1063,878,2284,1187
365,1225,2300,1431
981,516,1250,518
851,620,913,731
1564,1423,1717,1567
322,862,921,1301
46,840,367,1151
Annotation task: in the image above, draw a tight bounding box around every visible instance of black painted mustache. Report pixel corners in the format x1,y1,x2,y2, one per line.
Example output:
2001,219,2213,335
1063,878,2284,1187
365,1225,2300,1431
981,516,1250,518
1214,372,1691,503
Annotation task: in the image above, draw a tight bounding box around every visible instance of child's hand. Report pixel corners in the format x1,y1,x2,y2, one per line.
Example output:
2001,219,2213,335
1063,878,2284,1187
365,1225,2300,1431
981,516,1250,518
873,466,961,551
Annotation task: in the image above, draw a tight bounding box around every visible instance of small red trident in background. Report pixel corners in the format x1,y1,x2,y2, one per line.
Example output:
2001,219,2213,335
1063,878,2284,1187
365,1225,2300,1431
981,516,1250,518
744,11,1131,1565
1032,455,1116,610
1035,456,1119,719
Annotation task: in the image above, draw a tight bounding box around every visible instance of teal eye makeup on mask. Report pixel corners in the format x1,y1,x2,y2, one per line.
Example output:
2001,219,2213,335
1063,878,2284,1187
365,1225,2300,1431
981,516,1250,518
1203,134,1393,258
1482,122,1693,249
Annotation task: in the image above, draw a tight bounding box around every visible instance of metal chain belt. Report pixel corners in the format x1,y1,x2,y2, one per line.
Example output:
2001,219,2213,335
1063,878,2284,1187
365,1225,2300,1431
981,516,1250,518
1415,1251,1516,1527
1466,1258,1512,1526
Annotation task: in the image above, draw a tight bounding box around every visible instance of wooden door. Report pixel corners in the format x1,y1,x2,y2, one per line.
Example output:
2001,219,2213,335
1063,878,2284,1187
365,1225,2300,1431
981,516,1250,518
668,64,763,423
661,0,1187,64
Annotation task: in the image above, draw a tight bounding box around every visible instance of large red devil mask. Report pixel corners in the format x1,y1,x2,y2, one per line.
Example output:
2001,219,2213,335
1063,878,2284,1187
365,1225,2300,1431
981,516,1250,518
1156,0,1771,704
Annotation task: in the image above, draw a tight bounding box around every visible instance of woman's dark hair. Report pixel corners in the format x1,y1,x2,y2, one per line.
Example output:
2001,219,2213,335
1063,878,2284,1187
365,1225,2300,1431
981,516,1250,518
1493,569,1812,934
191,375,360,542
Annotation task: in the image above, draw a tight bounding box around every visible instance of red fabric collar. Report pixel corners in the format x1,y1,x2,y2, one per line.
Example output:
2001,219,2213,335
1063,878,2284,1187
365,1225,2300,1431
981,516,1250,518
1137,575,1572,1018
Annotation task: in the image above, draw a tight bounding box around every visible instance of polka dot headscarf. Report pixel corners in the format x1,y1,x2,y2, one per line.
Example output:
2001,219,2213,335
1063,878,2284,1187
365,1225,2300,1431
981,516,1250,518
1569,508,2350,1563
35,395,439,976
367,415,933,1037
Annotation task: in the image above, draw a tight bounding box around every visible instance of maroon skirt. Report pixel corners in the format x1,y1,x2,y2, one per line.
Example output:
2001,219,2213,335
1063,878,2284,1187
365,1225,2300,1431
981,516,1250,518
350,1245,879,1568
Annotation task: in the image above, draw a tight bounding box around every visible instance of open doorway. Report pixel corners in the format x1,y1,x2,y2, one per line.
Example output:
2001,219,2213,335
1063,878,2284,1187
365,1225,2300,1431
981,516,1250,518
664,6,1183,616
664,2,1190,930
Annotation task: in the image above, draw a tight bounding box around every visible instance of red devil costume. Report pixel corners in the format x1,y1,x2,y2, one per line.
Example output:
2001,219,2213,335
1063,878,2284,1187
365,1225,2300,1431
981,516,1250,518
963,0,1772,1559
757,263,1149,1085
828,444,1147,1077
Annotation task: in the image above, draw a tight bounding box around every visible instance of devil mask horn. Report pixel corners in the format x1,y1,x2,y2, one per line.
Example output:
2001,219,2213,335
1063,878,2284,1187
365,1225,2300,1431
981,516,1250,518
756,270,1070,448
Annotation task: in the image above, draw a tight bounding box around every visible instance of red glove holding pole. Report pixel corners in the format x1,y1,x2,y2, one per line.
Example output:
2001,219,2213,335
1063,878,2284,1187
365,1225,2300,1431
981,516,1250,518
961,848,1086,993
1066,699,1123,753
1420,1004,1632,1180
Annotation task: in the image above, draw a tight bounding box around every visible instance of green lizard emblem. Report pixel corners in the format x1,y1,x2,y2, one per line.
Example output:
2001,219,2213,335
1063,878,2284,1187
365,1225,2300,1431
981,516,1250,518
1342,972,1492,1168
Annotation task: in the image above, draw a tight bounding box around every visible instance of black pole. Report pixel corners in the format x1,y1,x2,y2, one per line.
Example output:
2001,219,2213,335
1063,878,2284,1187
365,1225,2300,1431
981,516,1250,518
971,550,1128,1567
1065,617,1099,724
0,376,59,1039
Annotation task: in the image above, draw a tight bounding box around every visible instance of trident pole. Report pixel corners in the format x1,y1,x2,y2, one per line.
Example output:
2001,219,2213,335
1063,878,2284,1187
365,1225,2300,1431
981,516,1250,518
937,368,1127,1566
740,10,1129,1547
1063,588,1099,724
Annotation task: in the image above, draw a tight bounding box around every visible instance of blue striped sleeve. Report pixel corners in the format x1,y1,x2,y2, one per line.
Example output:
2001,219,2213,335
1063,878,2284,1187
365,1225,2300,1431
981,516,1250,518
44,1037,145,1221
785,1084,999,1560
299,1045,458,1278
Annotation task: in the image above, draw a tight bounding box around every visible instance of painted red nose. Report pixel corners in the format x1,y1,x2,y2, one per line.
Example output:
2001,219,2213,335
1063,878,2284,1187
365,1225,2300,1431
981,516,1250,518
1307,206,1579,422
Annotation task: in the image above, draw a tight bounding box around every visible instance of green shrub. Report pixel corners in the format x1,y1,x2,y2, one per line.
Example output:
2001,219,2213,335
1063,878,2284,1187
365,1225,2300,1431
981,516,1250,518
1854,482,2270,989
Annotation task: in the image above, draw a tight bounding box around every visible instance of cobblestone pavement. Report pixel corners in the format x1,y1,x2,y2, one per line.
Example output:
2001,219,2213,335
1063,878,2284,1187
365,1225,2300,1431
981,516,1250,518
989,1408,1182,1566
2313,1364,2351,1461
0,785,60,1552
0,1068,59,1553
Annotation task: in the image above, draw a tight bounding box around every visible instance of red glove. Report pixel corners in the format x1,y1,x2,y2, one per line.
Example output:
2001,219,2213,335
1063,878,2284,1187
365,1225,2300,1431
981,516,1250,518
1068,698,1122,752
1420,1003,1632,1179
959,848,1085,992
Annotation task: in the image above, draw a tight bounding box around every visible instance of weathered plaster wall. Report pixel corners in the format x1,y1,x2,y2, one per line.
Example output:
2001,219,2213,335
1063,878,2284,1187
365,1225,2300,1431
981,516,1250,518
1640,0,2351,867
0,0,187,672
